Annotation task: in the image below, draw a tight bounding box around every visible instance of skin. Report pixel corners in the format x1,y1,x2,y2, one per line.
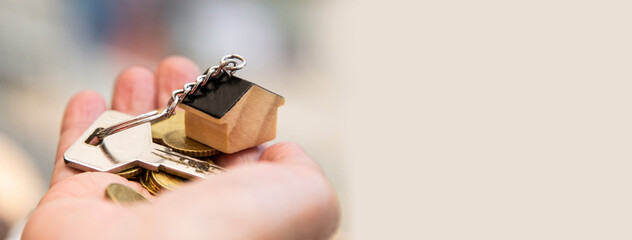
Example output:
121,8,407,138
22,56,340,240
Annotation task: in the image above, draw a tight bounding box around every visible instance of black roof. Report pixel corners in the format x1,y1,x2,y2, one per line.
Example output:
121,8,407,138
181,72,278,119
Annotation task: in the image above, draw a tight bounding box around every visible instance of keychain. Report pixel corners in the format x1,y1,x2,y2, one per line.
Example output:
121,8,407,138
64,55,284,194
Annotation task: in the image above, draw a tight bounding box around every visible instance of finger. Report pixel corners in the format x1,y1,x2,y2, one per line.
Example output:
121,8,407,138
112,66,157,115
259,142,322,171
42,172,153,204
214,145,266,168
155,56,200,107
52,91,106,187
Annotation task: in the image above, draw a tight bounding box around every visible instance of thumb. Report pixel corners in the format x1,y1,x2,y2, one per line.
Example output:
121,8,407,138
40,172,152,205
259,142,323,171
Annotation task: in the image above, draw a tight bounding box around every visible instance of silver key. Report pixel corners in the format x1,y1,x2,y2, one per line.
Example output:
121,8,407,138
64,110,223,179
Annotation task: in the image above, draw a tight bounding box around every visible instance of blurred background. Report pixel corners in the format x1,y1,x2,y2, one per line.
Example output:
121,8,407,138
0,0,347,238
3,0,632,239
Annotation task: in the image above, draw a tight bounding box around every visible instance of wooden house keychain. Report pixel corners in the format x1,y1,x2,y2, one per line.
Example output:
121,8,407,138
64,54,285,183
180,56,285,153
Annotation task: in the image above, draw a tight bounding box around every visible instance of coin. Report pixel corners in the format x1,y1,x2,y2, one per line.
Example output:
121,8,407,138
149,171,186,191
140,170,160,195
163,130,218,157
151,112,185,145
139,171,187,194
197,156,217,164
116,167,142,179
105,183,150,204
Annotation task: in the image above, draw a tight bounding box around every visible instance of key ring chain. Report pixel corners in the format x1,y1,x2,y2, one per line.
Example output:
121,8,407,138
95,54,247,141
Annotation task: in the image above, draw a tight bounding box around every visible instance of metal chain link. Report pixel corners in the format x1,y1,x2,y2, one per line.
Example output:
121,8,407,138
95,54,246,140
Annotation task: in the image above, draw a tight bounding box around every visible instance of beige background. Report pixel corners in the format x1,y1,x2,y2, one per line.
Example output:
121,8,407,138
321,0,632,239
0,0,631,239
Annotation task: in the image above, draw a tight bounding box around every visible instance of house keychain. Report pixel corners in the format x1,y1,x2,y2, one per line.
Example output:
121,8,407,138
64,54,285,182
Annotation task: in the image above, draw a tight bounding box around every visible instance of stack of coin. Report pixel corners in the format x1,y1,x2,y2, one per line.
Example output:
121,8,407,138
163,130,218,157
140,170,187,195
151,112,185,145
114,113,220,195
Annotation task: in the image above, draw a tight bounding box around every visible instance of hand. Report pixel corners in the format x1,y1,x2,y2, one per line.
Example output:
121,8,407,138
22,57,340,240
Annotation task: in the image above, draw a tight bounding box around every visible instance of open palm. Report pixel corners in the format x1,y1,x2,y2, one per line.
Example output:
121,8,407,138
22,57,339,240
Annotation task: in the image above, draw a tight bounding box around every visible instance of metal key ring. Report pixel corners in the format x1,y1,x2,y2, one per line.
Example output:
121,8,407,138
220,54,246,71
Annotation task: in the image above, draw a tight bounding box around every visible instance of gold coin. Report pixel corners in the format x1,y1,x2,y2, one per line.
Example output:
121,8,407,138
116,167,142,179
140,170,160,195
197,156,217,164
149,171,186,191
163,130,219,157
105,183,150,205
151,112,185,145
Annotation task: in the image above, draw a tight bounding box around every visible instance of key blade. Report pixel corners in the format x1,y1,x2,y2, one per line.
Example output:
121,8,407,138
138,143,224,179
64,110,148,173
